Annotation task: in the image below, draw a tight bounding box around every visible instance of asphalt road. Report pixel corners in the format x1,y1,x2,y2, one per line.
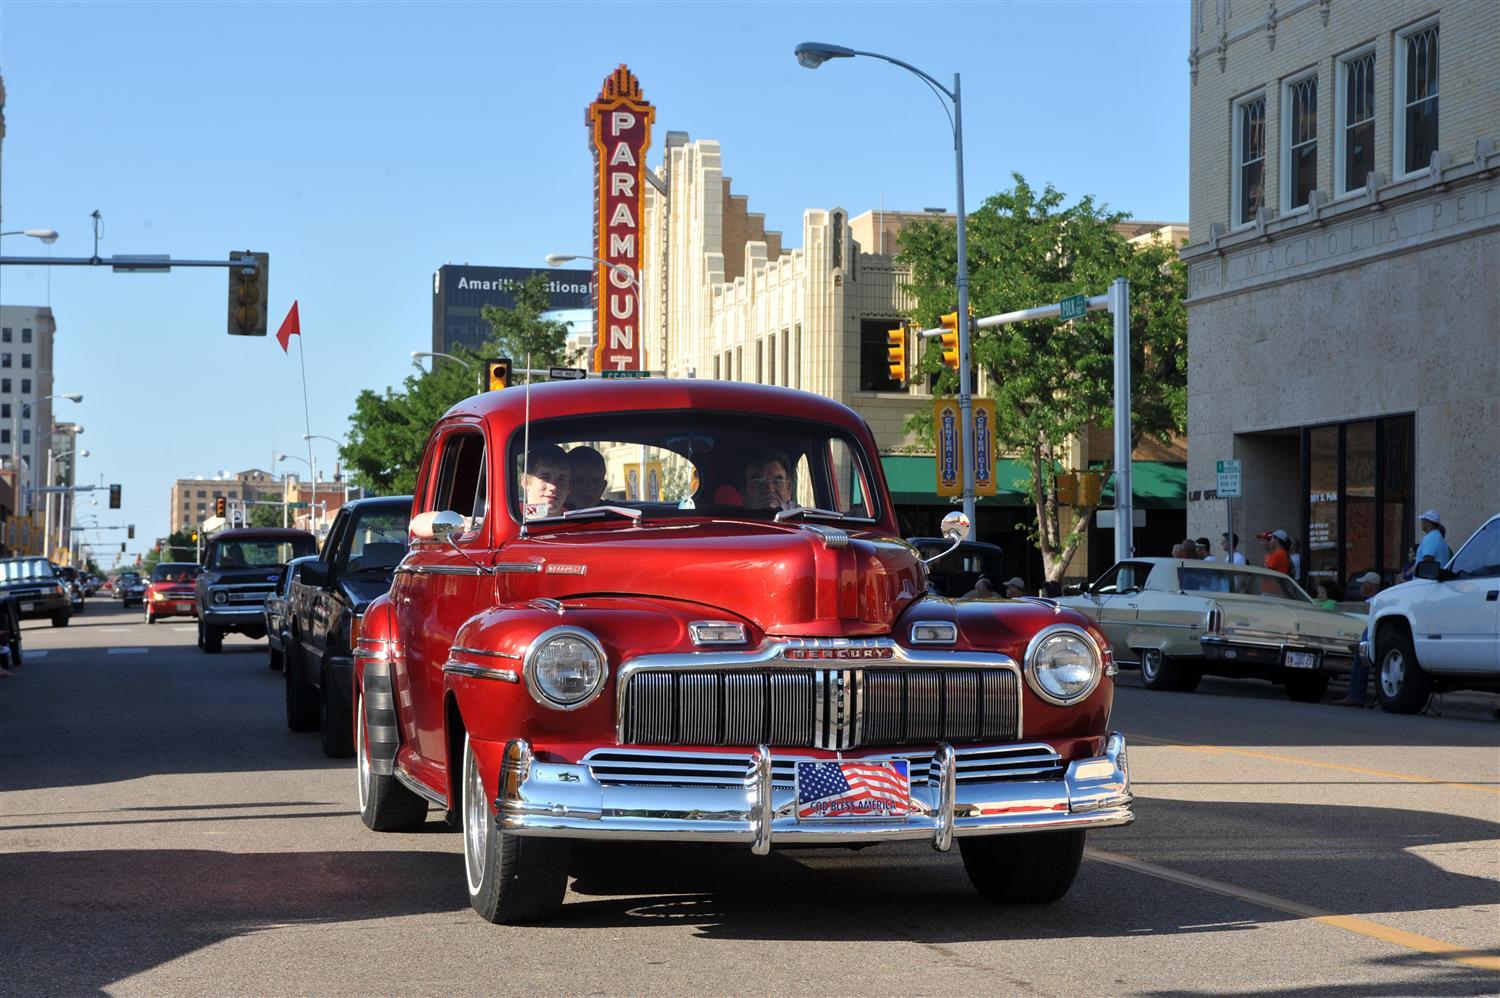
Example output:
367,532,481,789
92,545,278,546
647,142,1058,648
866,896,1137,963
2,600,1496,996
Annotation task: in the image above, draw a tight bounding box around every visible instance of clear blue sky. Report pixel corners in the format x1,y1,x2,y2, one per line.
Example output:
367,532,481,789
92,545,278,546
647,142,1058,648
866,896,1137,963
0,0,1188,561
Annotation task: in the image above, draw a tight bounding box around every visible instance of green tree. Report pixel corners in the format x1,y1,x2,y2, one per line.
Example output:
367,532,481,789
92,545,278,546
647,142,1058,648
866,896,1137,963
899,174,1187,582
248,502,284,529
342,275,570,495
143,528,200,573
479,272,572,375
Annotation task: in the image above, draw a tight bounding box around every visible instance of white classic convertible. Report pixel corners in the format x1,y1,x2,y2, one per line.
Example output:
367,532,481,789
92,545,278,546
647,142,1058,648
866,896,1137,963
1059,558,1364,702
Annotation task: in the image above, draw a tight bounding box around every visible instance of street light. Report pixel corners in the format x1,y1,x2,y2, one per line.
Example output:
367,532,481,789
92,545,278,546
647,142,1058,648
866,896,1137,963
544,253,640,291
45,446,87,561
276,451,316,529
0,229,60,244
303,433,351,502
794,41,977,526
12,393,83,516
410,350,477,370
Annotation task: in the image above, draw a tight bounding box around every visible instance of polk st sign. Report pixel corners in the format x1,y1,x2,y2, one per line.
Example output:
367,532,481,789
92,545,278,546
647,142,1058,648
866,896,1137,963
587,65,655,373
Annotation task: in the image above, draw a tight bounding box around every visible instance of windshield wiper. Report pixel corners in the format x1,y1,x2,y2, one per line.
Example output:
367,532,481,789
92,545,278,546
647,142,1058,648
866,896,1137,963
530,505,644,525
774,506,846,523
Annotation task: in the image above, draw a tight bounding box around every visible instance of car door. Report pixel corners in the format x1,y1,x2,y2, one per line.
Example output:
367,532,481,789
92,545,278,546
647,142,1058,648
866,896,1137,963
302,510,350,681
1084,562,1153,659
1414,519,1500,673
391,422,492,785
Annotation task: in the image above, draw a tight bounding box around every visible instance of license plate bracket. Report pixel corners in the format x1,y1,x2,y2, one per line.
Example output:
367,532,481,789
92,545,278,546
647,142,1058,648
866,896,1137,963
1284,650,1320,670
795,760,912,821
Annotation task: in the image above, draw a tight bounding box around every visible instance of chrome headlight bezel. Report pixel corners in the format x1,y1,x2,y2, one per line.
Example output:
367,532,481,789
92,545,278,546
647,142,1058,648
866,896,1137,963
1024,623,1104,706
523,625,608,711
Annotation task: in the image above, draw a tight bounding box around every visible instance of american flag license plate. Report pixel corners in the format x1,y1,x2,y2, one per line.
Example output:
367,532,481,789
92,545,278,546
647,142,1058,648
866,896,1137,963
795,760,912,821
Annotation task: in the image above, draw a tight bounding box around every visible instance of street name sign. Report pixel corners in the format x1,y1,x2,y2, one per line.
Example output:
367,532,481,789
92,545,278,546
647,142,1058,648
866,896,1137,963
602,370,651,379
1058,294,1089,321
1216,459,1242,498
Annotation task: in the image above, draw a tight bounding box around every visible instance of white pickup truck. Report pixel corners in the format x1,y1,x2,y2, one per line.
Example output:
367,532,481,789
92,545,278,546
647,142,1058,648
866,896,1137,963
1367,512,1500,713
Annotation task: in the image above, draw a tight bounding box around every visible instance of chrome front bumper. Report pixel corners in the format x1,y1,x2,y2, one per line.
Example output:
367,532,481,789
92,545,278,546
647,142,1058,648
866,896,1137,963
497,733,1133,853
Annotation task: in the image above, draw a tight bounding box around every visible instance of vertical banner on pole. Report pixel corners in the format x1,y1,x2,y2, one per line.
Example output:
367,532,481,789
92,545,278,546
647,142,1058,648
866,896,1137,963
971,397,997,496
933,399,961,497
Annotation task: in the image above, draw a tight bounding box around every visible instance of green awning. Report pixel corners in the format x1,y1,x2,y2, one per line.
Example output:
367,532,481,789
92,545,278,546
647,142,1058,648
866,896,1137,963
879,455,1185,510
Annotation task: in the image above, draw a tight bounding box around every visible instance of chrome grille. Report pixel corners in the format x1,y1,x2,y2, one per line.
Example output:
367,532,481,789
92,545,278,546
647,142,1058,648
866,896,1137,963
584,743,1064,789
619,667,1019,749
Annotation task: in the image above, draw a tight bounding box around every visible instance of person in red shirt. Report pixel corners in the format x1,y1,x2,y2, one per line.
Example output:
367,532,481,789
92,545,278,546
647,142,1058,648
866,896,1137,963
1259,529,1292,575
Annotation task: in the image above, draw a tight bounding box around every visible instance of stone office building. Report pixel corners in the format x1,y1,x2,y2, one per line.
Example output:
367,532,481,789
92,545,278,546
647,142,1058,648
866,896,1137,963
1181,0,1499,588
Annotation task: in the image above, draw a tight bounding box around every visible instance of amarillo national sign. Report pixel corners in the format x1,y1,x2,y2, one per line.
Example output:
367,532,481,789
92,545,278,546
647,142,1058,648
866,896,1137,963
586,65,655,372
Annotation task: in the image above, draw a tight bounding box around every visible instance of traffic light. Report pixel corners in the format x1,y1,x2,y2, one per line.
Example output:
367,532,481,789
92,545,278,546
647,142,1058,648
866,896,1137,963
227,251,270,336
108,483,121,509
886,327,907,383
120,543,126,553
191,531,199,543
214,496,227,517
939,312,961,370
482,358,513,392
127,524,135,540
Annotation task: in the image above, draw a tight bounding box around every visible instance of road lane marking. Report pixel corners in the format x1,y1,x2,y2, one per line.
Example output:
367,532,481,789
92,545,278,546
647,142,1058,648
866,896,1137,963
100,627,130,633
172,626,195,632
1127,733,1500,796
106,648,149,655
1086,848,1500,974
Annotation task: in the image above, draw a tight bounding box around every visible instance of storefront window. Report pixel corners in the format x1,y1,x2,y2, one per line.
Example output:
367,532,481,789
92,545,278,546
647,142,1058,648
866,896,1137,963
1306,426,1339,586
1304,414,1413,592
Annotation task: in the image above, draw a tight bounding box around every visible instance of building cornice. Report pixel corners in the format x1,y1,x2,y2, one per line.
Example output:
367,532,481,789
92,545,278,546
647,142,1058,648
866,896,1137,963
1181,141,1499,303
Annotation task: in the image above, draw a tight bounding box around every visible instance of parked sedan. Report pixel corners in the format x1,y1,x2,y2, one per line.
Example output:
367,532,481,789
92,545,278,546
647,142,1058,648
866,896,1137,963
264,556,314,673
1059,558,1364,702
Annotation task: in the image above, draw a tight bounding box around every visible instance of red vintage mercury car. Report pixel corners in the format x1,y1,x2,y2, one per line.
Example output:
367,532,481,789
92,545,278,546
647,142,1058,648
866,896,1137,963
352,380,1132,924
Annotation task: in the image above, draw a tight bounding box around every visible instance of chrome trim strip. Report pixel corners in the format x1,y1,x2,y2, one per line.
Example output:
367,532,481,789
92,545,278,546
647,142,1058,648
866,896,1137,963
395,563,485,576
1201,634,1357,656
394,766,448,808
443,661,520,683
932,742,956,852
750,745,773,856
496,563,544,574
1023,623,1105,706
451,645,521,660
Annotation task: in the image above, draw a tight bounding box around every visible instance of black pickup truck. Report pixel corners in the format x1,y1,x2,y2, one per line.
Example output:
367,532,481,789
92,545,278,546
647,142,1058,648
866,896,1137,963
196,528,317,653
284,495,411,757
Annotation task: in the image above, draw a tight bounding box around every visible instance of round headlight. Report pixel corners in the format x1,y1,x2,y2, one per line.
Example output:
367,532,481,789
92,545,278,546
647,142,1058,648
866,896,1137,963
1025,626,1102,705
525,627,607,710
211,591,227,605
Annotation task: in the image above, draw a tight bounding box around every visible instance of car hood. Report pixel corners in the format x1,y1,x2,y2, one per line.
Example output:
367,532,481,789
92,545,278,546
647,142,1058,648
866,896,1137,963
502,519,925,636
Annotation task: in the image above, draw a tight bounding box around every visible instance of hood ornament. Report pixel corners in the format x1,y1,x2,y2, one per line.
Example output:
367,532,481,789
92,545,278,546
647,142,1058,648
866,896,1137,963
799,523,849,550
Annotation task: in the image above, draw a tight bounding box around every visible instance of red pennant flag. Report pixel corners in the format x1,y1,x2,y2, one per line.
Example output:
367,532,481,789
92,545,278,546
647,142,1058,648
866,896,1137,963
275,301,301,353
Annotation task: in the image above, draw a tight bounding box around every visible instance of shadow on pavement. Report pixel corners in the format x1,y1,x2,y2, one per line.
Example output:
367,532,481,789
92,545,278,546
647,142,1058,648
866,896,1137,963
0,847,466,993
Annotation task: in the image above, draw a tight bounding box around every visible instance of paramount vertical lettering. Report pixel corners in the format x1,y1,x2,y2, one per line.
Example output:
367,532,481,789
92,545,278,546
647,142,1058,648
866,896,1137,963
586,65,655,372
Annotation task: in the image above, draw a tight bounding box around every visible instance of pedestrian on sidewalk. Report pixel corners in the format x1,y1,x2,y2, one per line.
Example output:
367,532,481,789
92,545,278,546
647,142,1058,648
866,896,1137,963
1289,537,1303,581
1259,529,1292,575
1220,532,1248,565
1196,537,1215,560
1336,571,1384,707
1416,510,1453,566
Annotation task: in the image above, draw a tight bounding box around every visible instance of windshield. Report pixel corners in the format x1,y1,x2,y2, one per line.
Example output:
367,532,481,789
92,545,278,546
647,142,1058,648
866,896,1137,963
211,537,316,569
342,508,410,573
0,559,56,582
505,411,879,523
1178,566,1312,603
151,563,202,584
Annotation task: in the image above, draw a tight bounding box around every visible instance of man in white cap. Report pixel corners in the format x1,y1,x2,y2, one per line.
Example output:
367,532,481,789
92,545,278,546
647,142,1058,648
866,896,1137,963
1003,576,1028,598
1336,571,1385,707
1259,528,1292,576
1416,510,1452,566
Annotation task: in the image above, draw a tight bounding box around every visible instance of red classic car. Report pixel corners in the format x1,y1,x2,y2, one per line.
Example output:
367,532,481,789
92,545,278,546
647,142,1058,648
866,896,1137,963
352,380,1132,924
146,562,201,623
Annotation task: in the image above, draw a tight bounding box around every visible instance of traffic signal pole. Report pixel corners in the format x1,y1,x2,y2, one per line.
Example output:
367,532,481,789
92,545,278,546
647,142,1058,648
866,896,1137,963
950,71,977,529
921,278,1136,563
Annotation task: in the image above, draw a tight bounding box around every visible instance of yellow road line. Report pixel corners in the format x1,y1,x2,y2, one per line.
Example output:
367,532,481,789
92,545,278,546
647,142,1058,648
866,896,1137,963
1086,848,1500,974
1127,733,1500,796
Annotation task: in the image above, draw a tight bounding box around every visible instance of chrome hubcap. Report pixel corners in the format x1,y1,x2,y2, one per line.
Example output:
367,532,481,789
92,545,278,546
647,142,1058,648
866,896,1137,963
1380,650,1405,698
1142,649,1161,680
356,693,371,812
463,736,488,895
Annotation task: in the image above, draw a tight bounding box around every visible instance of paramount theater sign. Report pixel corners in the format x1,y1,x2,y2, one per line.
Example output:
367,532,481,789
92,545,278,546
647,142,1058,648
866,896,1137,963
586,65,655,372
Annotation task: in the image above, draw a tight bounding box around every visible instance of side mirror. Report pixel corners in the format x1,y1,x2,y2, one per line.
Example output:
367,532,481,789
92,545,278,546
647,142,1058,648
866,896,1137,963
410,510,466,542
1414,560,1445,581
298,560,331,588
940,510,971,543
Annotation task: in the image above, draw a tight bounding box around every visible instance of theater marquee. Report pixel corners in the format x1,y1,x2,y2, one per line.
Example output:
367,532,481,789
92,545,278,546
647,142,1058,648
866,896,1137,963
587,65,655,372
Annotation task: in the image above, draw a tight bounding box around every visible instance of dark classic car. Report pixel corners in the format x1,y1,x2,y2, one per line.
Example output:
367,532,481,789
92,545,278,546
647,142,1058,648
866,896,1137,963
265,556,315,673
908,537,1005,598
117,571,147,608
195,528,317,653
351,380,1131,924
0,557,72,626
146,562,201,623
286,496,411,757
